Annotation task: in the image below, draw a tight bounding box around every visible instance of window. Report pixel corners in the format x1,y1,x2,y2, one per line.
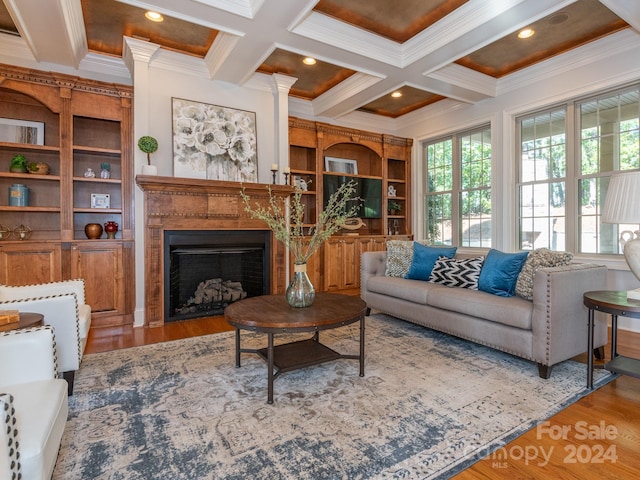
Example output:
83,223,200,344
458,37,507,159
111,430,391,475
517,84,640,254
424,125,492,247
578,88,640,254
518,108,567,251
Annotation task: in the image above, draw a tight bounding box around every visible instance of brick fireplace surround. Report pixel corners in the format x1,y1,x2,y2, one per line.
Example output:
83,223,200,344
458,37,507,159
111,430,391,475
136,175,291,327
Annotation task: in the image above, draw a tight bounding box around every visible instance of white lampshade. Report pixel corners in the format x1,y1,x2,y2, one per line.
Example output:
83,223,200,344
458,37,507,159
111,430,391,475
602,171,640,224
602,170,640,300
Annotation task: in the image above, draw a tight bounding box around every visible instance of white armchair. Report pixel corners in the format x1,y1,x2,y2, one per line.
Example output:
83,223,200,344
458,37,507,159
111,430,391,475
0,326,69,480
0,279,92,395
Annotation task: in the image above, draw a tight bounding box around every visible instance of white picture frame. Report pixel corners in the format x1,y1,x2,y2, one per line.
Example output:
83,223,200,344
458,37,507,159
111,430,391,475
0,118,45,145
91,193,110,209
325,157,358,175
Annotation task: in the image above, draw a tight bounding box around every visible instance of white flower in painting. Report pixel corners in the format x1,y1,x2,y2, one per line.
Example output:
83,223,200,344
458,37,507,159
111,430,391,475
194,121,227,156
228,135,254,164
173,116,199,149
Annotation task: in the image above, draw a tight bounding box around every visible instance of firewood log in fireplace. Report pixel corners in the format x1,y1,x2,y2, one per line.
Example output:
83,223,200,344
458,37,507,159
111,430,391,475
189,278,247,305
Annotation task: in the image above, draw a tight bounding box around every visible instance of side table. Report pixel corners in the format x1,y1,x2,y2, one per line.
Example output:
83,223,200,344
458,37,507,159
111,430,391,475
584,290,640,388
0,312,44,332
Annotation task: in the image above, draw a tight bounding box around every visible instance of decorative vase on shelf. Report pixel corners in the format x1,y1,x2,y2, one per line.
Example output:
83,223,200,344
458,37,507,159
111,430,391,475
84,223,103,239
285,262,315,308
104,221,118,239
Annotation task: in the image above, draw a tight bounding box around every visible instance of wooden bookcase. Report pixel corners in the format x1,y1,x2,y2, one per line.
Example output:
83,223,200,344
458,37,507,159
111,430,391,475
288,117,413,294
0,64,134,327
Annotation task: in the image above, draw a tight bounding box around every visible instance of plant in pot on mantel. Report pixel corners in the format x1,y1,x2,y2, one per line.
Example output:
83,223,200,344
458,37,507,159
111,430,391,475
138,135,158,175
240,180,359,308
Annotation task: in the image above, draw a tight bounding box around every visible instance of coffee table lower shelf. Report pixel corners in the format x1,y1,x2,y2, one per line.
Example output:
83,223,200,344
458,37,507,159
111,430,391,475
257,338,350,375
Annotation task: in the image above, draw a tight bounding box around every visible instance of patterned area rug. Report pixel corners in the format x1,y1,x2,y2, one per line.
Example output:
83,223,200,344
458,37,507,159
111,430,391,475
53,314,611,479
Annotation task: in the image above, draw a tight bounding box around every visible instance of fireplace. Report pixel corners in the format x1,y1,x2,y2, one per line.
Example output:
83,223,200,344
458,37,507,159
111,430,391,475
164,230,270,322
136,176,291,327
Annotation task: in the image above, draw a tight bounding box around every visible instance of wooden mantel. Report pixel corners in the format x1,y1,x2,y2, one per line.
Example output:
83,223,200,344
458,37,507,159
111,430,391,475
136,175,292,327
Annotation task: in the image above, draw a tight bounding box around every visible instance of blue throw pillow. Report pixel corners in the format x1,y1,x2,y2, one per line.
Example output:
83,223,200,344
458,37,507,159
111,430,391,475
478,249,529,297
406,243,457,281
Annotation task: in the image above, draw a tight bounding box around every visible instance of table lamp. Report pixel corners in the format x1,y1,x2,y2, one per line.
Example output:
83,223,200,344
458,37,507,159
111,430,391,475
601,171,640,300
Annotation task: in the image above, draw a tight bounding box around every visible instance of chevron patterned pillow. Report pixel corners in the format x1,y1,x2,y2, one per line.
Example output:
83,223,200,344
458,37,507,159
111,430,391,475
428,256,485,289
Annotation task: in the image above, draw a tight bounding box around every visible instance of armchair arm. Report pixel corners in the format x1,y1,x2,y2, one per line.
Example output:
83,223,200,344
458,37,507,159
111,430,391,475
0,279,86,305
0,393,21,480
0,326,58,388
0,293,82,372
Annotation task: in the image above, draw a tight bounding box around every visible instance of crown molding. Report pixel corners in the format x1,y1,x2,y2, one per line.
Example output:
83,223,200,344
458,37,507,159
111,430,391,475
78,53,131,84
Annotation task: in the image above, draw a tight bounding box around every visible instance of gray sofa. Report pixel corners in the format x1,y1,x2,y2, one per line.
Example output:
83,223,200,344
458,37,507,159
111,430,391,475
360,250,608,378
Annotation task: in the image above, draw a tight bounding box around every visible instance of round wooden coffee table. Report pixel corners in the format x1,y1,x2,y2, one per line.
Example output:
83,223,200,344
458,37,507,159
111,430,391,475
0,312,44,332
225,292,367,404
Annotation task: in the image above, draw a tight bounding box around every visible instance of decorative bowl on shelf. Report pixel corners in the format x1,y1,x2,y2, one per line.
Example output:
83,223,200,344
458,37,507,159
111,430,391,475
27,162,50,175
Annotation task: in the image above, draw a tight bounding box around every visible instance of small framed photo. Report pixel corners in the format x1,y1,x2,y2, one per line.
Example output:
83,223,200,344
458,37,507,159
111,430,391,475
325,156,358,175
91,193,110,209
0,118,45,145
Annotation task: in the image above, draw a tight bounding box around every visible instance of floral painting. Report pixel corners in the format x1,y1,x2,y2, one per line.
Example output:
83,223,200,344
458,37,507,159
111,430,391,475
172,98,257,182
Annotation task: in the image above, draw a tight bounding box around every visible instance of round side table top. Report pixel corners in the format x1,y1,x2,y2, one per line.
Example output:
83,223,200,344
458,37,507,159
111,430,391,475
0,312,44,332
583,290,640,317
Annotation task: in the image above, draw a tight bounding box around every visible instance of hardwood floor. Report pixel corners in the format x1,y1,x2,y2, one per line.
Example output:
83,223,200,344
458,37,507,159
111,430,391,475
85,318,640,479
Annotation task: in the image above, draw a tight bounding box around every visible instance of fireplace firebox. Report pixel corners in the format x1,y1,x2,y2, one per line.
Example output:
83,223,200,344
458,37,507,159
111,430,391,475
164,230,271,322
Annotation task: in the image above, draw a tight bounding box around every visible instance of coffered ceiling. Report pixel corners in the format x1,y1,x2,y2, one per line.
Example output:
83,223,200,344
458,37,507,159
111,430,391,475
1,0,638,120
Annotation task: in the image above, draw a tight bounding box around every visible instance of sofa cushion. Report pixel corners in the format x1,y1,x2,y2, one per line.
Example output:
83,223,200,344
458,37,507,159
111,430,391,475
428,256,484,289
406,243,457,281
515,248,574,300
478,249,529,297
384,240,414,277
426,287,534,330
367,275,444,304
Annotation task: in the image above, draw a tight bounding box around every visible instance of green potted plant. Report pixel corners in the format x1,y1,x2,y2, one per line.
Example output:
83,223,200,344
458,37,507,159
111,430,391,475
138,136,158,175
10,154,28,173
388,200,402,215
100,162,111,179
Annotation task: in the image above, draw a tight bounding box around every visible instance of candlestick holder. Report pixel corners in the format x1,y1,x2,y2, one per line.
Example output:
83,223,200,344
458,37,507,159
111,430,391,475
284,172,290,185
271,169,277,184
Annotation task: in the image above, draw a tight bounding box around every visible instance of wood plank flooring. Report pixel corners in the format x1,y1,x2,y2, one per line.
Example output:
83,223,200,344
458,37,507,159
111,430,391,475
85,318,640,479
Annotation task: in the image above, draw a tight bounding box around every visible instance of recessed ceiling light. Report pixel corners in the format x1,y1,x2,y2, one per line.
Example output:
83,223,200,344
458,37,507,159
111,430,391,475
303,57,316,65
518,28,535,39
391,91,402,98
145,11,164,22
